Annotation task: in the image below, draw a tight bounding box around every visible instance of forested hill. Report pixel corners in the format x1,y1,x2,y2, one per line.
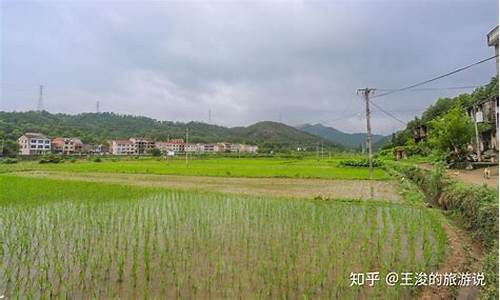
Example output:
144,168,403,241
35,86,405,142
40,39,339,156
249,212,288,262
297,123,388,149
0,111,342,152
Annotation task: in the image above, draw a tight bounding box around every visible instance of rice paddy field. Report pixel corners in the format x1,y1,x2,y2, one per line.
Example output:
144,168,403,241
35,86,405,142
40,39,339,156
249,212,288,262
0,156,389,180
0,174,448,299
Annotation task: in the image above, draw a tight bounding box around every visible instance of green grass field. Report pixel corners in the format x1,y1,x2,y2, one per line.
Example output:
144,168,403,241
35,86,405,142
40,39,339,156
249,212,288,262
0,175,447,299
0,156,389,180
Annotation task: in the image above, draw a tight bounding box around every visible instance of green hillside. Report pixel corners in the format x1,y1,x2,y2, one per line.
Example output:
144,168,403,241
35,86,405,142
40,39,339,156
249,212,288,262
0,111,342,154
297,123,387,149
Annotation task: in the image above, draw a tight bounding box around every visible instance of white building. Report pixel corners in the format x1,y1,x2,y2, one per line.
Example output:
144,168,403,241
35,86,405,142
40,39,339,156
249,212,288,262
185,143,204,153
18,133,52,155
203,144,215,153
111,140,135,155
155,139,185,154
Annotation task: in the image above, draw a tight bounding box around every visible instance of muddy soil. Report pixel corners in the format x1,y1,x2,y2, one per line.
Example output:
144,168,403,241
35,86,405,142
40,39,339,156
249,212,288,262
15,171,403,202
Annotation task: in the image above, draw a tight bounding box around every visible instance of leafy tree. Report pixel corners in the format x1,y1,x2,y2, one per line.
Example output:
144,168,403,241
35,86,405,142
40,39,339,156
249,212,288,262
148,148,162,157
421,97,455,122
428,104,474,155
1,140,19,157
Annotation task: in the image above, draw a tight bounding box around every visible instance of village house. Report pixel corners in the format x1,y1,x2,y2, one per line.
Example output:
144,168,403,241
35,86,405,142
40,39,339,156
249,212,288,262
111,140,135,155
185,143,204,153
82,144,108,155
129,138,155,155
230,144,240,153
239,144,259,153
203,144,215,153
18,132,52,155
155,141,170,153
467,97,499,155
168,139,185,153
155,139,185,154
465,25,500,161
51,137,83,155
487,25,498,74
413,124,428,144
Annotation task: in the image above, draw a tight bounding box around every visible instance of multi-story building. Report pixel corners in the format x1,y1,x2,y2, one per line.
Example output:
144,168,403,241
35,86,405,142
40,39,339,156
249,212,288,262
203,144,215,153
215,142,232,153
230,144,241,153
155,141,170,153
155,139,185,154
185,143,204,153
82,144,108,155
52,137,83,155
18,133,51,155
129,138,155,155
111,140,135,155
168,139,185,153
240,144,258,153
465,25,500,161
487,25,499,74
467,97,499,153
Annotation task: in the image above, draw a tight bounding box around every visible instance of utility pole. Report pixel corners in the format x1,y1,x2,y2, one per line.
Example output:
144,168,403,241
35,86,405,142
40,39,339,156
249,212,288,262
316,142,319,161
185,128,189,166
472,105,482,162
321,141,324,160
37,85,44,111
208,109,211,124
96,100,100,113
357,88,376,179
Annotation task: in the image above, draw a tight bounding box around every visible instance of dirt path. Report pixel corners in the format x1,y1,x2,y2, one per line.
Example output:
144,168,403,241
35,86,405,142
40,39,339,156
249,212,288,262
14,171,403,202
420,219,484,300
419,164,498,188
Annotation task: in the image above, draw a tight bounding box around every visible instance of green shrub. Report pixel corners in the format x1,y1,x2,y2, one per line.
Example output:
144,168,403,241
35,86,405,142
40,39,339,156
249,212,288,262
387,162,499,298
339,158,383,168
39,154,62,164
482,240,499,299
93,157,102,163
1,158,18,164
442,183,498,248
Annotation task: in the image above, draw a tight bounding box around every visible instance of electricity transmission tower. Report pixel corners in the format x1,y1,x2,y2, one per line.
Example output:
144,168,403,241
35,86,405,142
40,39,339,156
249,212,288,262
37,85,44,111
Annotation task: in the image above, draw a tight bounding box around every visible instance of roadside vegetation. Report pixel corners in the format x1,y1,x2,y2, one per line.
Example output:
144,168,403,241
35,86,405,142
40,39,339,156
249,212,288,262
377,76,498,164
388,162,499,299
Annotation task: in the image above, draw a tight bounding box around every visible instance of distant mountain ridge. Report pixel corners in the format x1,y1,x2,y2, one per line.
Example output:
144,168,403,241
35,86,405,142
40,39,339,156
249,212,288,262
0,111,342,152
296,123,388,149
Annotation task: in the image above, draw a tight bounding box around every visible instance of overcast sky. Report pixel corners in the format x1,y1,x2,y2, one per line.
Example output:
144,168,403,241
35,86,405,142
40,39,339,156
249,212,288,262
1,0,498,134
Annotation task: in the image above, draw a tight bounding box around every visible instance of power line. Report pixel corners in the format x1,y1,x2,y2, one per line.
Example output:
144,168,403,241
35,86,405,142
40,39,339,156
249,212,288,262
369,99,407,125
373,55,498,99
376,85,480,92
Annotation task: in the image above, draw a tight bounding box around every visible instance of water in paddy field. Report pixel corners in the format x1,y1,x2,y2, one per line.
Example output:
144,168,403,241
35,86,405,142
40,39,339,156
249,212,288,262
1,192,446,299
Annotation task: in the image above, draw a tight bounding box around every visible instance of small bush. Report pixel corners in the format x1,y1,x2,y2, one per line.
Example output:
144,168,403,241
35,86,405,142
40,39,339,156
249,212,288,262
339,158,383,168
93,157,102,163
39,154,62,164
1,158,18,164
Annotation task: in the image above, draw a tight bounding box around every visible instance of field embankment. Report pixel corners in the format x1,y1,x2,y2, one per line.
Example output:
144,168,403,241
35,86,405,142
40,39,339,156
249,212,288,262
388,162,499,299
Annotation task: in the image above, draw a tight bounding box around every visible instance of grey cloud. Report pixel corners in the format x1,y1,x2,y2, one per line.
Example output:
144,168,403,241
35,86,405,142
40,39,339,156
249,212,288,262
1,0,498,134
